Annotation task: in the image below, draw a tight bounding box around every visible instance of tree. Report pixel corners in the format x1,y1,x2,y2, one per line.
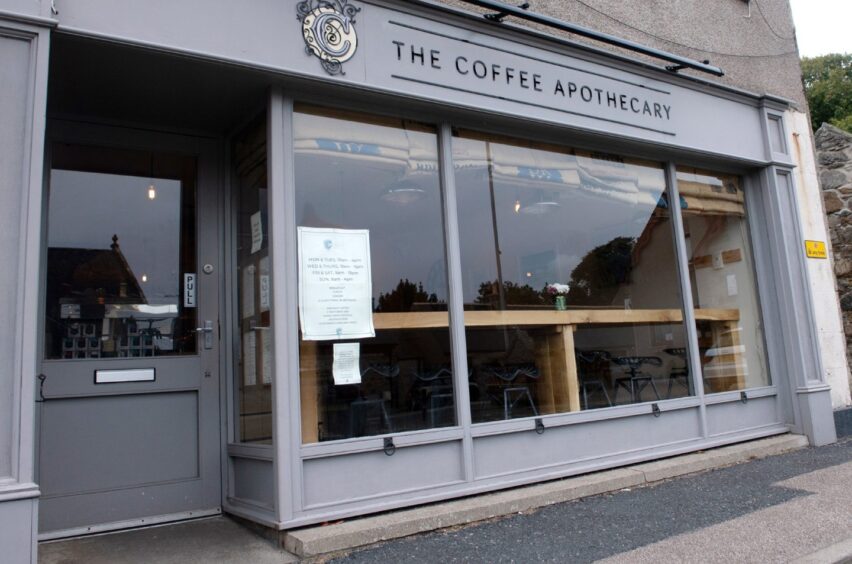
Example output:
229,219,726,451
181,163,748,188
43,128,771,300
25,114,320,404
375,279,438,312
568,237,635,306
801,53,852,133
474,280,547,307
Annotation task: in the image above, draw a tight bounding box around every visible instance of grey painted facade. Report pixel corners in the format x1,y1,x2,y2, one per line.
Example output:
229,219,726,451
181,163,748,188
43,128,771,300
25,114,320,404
0,1,842,562
0,13,49,564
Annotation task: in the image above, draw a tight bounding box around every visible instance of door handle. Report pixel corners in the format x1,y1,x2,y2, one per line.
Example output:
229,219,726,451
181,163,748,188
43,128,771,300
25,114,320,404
195,320,214,349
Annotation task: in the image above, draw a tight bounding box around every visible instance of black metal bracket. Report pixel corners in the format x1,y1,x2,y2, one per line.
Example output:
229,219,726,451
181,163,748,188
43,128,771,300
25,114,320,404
36,373,47,403
535,417,545,434
652,403,661,417
484,1,529,23
740,391,748,404
383,437,397,456
666,59,710,74
457,0,723,76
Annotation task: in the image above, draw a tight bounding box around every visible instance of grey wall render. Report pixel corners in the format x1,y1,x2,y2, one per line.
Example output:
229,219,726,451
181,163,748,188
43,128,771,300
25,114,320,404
435,0,806,107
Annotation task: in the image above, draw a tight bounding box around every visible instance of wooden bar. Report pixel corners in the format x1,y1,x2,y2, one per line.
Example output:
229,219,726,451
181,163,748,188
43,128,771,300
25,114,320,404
534,336,556,413
704,319,746,393
558,327,581,412
298,308,743,435
373,308,739,330
299,341,320,443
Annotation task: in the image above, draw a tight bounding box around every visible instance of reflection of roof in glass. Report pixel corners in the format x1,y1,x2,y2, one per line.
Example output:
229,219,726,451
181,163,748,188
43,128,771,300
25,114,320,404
47,237,147,304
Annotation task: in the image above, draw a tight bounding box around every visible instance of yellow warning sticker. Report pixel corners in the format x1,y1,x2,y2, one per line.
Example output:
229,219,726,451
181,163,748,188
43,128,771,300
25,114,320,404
805,240,827,259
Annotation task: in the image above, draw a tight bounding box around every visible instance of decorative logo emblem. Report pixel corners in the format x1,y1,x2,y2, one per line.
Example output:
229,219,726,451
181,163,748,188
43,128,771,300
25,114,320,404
324,239,333,250
297,0,360,76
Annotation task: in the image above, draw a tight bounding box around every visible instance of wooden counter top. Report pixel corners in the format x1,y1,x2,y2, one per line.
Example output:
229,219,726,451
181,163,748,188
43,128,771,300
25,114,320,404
373,308,739,330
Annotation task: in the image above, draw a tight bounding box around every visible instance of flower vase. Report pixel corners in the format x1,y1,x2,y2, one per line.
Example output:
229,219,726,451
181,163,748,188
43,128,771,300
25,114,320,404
554,295,567,311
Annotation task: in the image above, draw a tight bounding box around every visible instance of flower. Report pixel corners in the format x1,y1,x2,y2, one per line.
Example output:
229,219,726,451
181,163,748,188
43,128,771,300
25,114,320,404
546,283,571,295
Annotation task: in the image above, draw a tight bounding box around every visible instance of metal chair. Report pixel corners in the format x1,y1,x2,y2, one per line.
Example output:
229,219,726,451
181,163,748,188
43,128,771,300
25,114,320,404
483,364,540,419
576,350,613,409
612,356,663,403
663,348,691,398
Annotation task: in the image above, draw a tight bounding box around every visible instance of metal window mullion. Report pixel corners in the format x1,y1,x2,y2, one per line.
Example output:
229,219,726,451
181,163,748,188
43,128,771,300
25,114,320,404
665,162,708,438
268,88,301,523
282,95,306,522
438,122,475,482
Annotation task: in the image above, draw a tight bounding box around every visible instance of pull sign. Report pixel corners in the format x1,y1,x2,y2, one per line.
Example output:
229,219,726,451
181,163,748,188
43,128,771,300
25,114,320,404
184,273,197,308
804,240,827,259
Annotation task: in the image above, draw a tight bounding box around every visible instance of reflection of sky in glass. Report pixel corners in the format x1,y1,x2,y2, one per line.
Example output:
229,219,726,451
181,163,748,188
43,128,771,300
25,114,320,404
454,137,670,305
294,112,447,304
48,170,182,305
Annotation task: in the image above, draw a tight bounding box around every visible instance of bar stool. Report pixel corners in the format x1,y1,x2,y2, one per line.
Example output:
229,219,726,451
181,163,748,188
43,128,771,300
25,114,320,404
348,398,393,436
576,350,613,409
612,356,663,403
484,364,539,419
663,348,691,398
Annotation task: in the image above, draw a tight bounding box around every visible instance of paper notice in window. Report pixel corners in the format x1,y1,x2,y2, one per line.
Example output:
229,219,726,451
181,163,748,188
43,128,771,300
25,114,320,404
243,331,257,386
261,332,273,385
242,265,256,318
332,342,361,385
259,256,270,312
250,211,263,254
297,227,375,341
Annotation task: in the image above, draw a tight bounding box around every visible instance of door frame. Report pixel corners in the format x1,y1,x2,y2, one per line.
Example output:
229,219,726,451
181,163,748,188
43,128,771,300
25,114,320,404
36,118,228,539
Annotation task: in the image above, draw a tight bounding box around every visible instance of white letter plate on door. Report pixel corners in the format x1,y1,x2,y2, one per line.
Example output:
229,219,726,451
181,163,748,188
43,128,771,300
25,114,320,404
95,368,156,384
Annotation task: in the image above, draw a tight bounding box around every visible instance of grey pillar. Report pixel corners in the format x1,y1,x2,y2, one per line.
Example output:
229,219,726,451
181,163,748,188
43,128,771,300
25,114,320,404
0,11,52,564
758,101,837,446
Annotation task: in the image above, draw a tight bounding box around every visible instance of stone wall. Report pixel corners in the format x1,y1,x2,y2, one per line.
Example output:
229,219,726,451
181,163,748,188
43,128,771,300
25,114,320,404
818,123,852,388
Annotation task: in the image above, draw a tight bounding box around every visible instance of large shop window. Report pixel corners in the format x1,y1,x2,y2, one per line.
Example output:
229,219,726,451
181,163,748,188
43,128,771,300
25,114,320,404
453,131,692,421
676,168,770,391
295,106,454,443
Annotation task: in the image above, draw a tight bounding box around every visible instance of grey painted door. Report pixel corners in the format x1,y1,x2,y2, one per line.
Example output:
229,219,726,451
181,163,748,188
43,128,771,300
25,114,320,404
36,124,223,537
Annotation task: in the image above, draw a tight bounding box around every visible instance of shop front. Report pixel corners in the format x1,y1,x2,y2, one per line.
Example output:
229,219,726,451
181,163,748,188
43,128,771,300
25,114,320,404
0,0,838,552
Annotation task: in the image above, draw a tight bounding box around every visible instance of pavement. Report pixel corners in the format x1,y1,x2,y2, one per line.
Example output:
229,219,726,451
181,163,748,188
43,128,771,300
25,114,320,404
38,516,299,564
38,436,852,563
331,437,852,563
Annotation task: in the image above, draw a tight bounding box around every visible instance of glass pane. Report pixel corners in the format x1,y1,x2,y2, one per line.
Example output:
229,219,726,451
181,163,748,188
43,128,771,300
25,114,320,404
677,167,770,391
295,106,454,443
234,116,273,443
454,131,691,422
45,145,196,359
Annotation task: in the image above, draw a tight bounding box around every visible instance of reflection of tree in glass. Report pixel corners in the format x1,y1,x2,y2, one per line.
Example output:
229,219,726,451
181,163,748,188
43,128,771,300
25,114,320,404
375,279,438,312
568,237,635,306
475,280,547,308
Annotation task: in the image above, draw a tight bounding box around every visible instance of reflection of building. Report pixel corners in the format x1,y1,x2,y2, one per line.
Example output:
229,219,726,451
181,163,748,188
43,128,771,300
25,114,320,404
46,235,177,358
